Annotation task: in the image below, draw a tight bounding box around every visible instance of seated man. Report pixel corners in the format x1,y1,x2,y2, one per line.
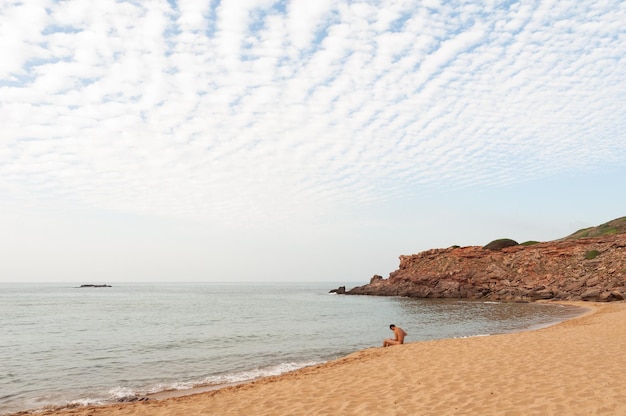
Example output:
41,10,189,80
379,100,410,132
383,324,407,347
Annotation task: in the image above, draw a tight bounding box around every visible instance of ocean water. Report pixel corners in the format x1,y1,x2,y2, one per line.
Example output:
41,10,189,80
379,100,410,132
0,283,584,415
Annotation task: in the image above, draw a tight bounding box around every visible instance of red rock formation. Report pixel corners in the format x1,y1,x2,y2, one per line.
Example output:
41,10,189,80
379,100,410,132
347,234,626,302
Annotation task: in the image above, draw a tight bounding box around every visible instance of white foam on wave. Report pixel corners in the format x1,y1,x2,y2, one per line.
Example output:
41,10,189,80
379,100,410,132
455,334,491,339
67,397,107,407
146,380,196,394
201,360,321,386
108,386,137,400
125,360,325,401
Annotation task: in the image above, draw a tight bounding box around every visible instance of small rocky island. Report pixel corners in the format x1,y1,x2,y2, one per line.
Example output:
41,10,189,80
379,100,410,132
334,217,626,302
79,284,112,288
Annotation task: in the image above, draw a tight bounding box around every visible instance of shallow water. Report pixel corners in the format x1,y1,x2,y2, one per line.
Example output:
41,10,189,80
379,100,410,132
0,282,584,415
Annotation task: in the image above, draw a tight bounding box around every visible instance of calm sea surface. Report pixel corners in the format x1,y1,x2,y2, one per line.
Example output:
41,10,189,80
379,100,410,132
0,283,584,415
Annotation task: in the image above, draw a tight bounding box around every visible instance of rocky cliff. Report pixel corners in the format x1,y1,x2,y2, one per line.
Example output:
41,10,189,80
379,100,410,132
345,225,626,302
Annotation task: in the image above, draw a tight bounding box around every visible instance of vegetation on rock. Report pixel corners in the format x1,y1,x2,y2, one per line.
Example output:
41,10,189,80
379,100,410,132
564,217,626,240
521,241,540,246
483,238,518,251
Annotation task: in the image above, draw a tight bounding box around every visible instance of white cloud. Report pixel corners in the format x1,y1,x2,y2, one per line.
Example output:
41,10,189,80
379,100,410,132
0,1,51,77
286,0,334,52
0,0,625,279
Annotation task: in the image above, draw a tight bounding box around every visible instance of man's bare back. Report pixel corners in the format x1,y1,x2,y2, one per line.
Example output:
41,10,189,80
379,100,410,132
383,324,407,347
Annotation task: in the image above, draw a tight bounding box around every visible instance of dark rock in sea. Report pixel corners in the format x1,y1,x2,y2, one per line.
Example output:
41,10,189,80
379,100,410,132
79,284,112,288
329,286,346,294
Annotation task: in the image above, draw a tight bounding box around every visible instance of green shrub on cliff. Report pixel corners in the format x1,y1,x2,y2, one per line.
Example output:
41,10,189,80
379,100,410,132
483,238,519,251
584,250,599,260
521,241,540,246
565,217,626,240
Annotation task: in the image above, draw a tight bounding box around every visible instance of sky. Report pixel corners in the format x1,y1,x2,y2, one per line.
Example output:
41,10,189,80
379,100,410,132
1,0,625,283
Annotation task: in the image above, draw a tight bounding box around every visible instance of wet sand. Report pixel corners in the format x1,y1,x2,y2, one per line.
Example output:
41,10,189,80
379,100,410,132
21,301,626,416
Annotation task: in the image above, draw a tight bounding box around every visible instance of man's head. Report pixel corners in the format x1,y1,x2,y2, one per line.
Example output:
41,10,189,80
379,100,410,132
389,324,396,330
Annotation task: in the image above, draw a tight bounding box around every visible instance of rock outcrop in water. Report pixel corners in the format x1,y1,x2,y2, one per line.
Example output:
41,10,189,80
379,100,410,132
79,284,112,288
329,286,346,294
344,218,626,302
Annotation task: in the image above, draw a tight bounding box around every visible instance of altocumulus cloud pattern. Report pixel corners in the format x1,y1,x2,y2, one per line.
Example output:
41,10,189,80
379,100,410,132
1,0,625,227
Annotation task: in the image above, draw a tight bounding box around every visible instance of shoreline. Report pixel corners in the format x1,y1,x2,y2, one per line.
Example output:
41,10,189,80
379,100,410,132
144,301,588,401
11,300,621,416
9,302,586,415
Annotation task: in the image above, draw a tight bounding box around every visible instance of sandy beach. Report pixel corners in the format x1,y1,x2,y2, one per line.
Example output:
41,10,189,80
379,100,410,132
21,301,626,416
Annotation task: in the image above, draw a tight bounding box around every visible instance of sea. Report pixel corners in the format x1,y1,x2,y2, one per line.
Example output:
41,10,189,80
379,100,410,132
0,282,585,415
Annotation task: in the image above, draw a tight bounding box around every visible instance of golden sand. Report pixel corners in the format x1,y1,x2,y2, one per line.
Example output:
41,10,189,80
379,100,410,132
27,302,626,416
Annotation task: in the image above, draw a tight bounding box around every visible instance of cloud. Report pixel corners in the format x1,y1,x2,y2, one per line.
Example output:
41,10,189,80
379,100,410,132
0,1,50,79
1,0,625,232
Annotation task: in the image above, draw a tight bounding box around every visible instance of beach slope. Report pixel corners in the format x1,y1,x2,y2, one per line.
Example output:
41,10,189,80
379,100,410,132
28,302,626,416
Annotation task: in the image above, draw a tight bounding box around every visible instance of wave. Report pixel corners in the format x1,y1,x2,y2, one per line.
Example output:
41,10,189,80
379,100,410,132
100,360,324,404
454,334,491,339
199,360,321,386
